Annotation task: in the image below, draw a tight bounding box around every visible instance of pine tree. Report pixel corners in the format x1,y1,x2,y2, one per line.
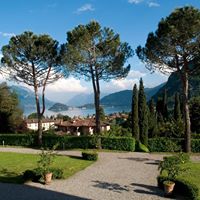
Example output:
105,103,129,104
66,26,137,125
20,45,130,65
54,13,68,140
138,78,148,145
174,92,182,121
131,84,139,140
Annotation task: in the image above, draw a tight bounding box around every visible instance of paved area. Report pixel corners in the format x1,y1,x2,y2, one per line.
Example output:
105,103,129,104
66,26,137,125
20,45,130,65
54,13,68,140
0,147,194,200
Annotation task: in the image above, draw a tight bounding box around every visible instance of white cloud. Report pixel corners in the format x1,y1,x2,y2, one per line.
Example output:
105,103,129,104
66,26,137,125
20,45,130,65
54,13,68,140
128,0,143,4
46,77,88,93
75,4,95,14
102,70,146,92
0,32,15,38
148,2,160,7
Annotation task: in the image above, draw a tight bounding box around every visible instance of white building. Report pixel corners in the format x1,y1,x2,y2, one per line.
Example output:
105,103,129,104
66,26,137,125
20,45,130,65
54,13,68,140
26,119,55,131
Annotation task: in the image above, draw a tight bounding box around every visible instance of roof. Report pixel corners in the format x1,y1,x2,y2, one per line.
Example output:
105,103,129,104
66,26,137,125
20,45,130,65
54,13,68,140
26,119,56,124
55,119,110,128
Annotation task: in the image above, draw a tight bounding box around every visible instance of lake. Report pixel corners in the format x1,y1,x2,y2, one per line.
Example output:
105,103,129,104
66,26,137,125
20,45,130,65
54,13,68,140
24,106,131,117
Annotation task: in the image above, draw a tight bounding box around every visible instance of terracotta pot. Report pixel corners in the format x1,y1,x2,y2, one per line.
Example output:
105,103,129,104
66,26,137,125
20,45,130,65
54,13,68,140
44,172,53,185
164,181,175,196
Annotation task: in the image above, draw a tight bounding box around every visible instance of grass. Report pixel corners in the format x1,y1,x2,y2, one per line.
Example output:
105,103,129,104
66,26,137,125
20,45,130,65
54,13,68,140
0,152,94,184
180,162,200,191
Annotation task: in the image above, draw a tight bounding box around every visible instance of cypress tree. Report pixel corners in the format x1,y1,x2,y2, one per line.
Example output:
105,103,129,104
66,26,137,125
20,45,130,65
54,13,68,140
131,84,139,140
148,98,157,137
138,78,148,145
174,92,182,121
162,89,168,120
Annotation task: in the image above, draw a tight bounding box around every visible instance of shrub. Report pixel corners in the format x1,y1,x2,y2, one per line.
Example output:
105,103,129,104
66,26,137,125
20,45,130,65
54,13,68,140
136,141,149,152
157,176,199,200
101,137,135,151
0,134,135,151
82,151,98,161
50,168,64,179
0,134,36,146
148,137,181,152
22,169,41,182
192,139,200,153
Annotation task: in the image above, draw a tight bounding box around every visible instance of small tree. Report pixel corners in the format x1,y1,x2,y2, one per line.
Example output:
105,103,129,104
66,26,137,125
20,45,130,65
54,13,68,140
136,6,200,152
62,21,133,147
1,32,63,145
131,84,139,140
138,78,148,145
0,82,23,133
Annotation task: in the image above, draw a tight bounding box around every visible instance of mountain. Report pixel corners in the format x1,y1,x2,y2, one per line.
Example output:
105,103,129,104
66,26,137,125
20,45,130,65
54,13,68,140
152,71,200,104
67,93,108,106
48,103,69,112
100,83,165,107
10,85,56,113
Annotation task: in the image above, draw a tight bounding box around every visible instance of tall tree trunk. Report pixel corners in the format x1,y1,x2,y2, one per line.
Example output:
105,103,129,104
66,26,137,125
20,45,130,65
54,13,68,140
34,86,42,146
181,72,191,153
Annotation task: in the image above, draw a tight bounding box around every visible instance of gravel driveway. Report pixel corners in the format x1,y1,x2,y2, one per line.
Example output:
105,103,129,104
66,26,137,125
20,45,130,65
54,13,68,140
0,147,190,200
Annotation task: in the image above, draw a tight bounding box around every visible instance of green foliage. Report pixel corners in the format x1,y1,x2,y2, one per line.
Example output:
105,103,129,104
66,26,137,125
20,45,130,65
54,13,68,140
131,84,139,140
37,147,56,176
148,98,158,138
99,106,105,121
0,83,23,133
136,141,149,152
174,92,182,121
158,120,185,138
0,134,36,146
148,138,181,152
50,168,64,179
158,155,186,180
101,137,135,151
104,125,131,137
28,113,43,119
82,151,98,161
138,78,148,145
190,97,200,133
63,21,133,136
192,139,200,153
157,176,199,200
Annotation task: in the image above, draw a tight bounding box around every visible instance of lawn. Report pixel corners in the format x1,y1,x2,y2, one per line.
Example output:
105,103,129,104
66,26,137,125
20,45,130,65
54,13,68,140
0,152,94,184
180,162,200,196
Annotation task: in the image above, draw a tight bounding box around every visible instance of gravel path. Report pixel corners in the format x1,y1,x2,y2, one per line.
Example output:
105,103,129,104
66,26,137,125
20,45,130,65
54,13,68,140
0,147,196,200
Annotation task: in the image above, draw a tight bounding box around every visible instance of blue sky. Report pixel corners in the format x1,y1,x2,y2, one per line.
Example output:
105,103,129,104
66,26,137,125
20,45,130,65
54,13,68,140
0,0,200,102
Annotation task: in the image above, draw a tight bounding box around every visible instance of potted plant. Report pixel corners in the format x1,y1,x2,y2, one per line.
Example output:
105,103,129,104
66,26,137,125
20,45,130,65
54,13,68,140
158,156,181,196
37,146,57,185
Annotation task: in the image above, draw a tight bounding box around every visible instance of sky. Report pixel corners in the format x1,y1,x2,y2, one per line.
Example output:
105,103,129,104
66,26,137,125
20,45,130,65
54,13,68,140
0,0,200,103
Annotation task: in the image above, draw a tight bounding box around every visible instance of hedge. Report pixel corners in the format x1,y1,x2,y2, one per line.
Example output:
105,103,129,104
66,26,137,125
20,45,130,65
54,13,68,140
148,137,200,152
157,176,199,200
101,137,135,151
0,134,36,146
0,134,135,151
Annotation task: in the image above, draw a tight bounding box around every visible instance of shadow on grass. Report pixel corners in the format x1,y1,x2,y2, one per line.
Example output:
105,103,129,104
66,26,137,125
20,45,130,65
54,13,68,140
0,182,89,200
92,180,129,193
0,168,23,184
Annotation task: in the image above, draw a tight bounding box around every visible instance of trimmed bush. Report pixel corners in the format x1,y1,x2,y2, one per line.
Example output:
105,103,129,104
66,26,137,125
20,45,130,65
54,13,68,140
101,137,135,151
82,151,98,161
136,141,149,152
157,175,199,200
0,134,134,151
0,134,36,146
192,139,200,153
148,137,181,152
